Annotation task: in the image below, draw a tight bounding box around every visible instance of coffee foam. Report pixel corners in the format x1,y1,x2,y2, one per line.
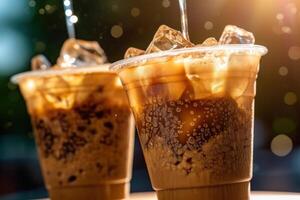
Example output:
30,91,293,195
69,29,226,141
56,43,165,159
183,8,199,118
11,64,111,84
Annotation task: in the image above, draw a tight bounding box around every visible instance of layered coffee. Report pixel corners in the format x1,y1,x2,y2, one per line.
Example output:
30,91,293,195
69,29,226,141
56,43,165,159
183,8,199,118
112,25,267,200
13,39,135,200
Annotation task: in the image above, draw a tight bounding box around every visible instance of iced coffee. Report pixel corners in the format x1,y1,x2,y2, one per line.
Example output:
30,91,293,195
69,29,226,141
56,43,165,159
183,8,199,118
112,25,267,200
12,39,135,200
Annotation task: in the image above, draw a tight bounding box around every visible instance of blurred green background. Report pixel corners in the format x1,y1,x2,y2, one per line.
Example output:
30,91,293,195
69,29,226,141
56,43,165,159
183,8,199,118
1,0,300,199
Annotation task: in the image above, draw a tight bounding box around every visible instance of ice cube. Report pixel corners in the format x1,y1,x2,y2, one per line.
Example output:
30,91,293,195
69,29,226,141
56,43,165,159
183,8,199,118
146,25,194,53
225,53,260,98
184,52,230,99
219,25,255,44
31,55,51,71
57,39,107,68
179,81,195,100
200,37,218,46
124,47,145,58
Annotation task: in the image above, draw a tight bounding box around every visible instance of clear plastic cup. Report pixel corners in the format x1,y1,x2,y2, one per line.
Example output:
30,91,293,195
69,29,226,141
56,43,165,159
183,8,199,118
111,45,267,200
11,65,135,200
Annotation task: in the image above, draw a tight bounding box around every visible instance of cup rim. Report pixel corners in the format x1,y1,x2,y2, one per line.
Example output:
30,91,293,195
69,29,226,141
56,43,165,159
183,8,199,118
11,64,112,84
110,44,268,72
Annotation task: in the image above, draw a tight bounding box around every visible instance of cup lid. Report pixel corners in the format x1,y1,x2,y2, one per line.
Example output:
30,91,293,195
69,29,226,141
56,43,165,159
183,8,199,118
11,64,112,84
110,44,268,72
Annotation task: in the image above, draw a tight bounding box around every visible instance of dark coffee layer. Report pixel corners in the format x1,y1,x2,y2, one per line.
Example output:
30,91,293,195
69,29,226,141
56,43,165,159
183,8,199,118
136,96,251,177
31,95,133,187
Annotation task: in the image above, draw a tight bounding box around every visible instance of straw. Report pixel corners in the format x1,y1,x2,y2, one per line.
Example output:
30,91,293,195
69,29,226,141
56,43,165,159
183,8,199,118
63,0,76,38
179,0,190,41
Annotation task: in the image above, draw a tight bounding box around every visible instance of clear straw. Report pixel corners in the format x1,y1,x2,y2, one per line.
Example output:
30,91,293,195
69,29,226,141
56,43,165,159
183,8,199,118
178,0,190,41
63,0,76,38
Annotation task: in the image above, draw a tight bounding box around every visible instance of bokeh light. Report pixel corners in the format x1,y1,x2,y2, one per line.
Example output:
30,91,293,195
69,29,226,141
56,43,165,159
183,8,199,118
0,0,29,21
284,92,298,106
288,46,300,60
65,9,73,17
162,0,171,8
278,66,288,76
131,7,141,17
39,8,45,15
281,26,292,34
111,25,124,38
0,29,29,74
204,21,214,30
45,5,56,14
45,4,51,11
276,13,284,21
64,0,71,7
271,134,293,157
287,2,298,14
70,15,78,23
45,4,55,14
28,0,36,8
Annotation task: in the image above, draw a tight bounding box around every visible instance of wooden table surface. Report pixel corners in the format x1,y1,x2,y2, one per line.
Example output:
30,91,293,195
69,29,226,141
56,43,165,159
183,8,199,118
39,191,300,200
130,192,300,200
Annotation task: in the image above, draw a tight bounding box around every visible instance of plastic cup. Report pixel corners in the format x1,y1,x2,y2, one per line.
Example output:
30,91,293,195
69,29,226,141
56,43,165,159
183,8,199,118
11,65,135,200
111,45,267,200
